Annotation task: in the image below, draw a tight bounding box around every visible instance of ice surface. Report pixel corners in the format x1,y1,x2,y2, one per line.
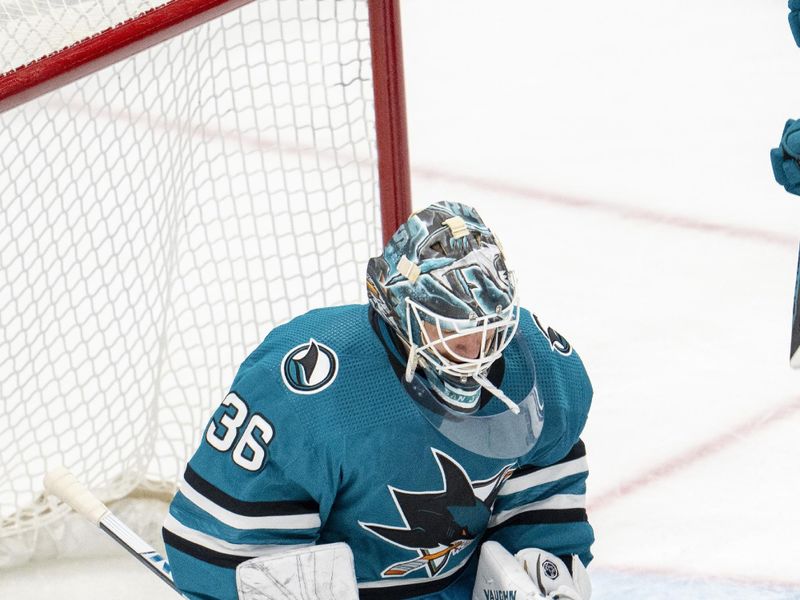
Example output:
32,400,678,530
402,1,800,597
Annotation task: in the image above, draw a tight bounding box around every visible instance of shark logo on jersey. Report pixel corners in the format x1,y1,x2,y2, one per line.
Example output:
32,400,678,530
360,449,514,578
281,339,338,394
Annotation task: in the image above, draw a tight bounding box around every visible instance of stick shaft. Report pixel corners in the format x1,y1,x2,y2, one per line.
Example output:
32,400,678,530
791,244,800,368
98,512,181,594
44,467,184,597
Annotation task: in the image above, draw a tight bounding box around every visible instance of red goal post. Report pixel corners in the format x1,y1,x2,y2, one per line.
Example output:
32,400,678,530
0,0,410,566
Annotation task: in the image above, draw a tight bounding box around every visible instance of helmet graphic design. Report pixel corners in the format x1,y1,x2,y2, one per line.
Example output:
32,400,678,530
367,201,519,411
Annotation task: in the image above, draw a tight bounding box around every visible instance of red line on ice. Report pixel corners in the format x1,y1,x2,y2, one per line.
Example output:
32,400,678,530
413,166,797,247
586,397,800,512
42,99,799,250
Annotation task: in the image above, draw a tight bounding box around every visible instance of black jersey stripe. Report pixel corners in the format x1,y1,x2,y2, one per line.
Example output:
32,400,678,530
184,465,318,517
485,508,588,536
358,556,471,599
163,528,252,570
508,440,586,479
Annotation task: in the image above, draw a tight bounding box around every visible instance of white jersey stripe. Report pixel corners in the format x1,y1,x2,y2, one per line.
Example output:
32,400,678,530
498,456,588,496
163,514,306,557
179,476,321,531
488,493,585,528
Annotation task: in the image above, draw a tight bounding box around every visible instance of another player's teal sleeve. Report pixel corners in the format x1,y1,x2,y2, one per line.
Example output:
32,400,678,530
485,440,593,566
163,362,340,600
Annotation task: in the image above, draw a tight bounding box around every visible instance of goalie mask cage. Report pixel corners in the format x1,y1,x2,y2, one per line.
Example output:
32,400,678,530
0,0,410,566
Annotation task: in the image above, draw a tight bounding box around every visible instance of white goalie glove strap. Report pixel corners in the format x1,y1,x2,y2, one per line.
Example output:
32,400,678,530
235,542,359,600
472,541,591,600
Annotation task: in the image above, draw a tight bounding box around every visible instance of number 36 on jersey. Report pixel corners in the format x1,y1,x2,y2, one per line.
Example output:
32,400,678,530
205,392,274,472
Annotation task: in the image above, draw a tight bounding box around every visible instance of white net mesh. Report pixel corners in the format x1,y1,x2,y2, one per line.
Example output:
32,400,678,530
0,0,382,566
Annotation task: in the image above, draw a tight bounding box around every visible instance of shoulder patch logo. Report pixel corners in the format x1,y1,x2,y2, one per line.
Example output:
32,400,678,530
281,339,338,394
531,313,572,357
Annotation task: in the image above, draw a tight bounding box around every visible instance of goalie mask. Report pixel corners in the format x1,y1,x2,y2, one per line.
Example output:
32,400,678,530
367,201,520,412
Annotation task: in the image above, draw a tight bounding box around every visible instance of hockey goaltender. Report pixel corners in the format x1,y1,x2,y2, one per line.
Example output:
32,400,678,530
162,201,594,600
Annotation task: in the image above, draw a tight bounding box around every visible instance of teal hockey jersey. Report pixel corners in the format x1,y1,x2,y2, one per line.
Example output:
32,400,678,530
163,304,594,600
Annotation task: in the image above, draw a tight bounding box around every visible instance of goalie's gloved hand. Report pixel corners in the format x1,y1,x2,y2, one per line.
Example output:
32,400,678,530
472,542,591,600
771,119,800,195
790,0,800,47
515,548,591,600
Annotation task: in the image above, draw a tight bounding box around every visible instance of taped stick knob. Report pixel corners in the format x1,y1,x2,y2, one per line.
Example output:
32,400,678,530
43,466,109,525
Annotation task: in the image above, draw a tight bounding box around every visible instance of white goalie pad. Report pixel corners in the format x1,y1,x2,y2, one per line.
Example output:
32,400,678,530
236,542,359,600
472,541,591,600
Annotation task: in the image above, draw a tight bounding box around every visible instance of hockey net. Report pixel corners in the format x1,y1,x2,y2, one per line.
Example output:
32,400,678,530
0,0,408,566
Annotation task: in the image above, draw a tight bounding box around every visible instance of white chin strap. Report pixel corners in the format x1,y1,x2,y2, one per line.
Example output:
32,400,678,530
473,372,520,415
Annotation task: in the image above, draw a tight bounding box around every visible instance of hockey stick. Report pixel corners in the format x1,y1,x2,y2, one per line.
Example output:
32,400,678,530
43,467,185,597
791,245,800,368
